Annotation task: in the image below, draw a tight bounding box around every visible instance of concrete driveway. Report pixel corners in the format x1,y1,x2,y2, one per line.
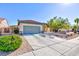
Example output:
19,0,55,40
21,34,79,56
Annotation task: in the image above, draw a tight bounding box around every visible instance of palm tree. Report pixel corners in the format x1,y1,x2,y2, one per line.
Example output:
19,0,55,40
74,18,79,30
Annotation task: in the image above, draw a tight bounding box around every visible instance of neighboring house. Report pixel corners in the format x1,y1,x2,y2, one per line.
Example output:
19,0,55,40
18,20,49,34
10,25,18,33
0,18,12,35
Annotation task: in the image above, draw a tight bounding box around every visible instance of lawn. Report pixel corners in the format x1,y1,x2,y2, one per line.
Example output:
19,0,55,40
0,35,22,52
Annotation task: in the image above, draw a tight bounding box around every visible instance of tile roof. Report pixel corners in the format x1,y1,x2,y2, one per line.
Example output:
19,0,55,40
18,20,44,24
0,18,5,23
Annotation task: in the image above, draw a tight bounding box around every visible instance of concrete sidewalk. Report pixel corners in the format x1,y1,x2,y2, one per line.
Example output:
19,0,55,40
21,34,79,56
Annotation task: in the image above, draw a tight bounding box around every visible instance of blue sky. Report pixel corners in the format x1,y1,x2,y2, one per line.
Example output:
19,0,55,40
0,3,79,25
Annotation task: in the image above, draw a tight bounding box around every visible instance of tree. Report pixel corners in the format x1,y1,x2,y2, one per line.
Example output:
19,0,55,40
72,24,77,33
74,18,79,29
72,25,77,30
61,18,70,29
48,16,70,32
48,17,61,31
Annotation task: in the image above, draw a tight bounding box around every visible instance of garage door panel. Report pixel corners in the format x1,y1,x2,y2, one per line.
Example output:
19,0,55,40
23,26,41,34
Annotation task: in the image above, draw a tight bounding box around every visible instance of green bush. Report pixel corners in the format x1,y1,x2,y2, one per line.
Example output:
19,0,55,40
14,29,19,34
0,35,22,52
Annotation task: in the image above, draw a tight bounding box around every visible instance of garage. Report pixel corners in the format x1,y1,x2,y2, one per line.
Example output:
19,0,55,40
18,20,44,34
23,26,41,34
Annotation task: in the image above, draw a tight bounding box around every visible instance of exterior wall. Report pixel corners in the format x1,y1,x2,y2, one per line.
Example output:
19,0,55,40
10,25,18,33
18,23,43,34
43,24,50,32
0,20,9,28
1,27,12,35
47,28,50,32
0,19,12,34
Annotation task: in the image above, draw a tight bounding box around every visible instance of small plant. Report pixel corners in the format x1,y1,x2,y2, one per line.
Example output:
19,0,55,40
0,35,22,52
11,35,15,40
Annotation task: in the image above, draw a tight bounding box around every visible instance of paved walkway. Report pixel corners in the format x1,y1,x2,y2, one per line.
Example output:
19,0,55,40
20,34,79,56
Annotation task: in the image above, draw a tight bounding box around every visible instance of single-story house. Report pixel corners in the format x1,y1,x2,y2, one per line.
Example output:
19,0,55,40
18,20,50,34
10,25,18,33
0,18,12,35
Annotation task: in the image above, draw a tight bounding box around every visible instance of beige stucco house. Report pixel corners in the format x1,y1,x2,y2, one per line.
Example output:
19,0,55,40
0,18,12,35
18,20,44,34
18,20,50,34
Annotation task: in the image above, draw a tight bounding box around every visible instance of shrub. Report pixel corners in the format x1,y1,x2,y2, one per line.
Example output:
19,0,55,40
14,29,19,34
0,35,22,52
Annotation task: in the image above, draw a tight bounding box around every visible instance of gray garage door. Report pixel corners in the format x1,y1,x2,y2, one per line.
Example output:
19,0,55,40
23,26,41,34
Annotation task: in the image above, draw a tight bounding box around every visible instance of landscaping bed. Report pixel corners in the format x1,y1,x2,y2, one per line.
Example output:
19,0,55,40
8,36,33,56
0,35,33,56
44,32,79,40
0,35,22,52
66,34,79,40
